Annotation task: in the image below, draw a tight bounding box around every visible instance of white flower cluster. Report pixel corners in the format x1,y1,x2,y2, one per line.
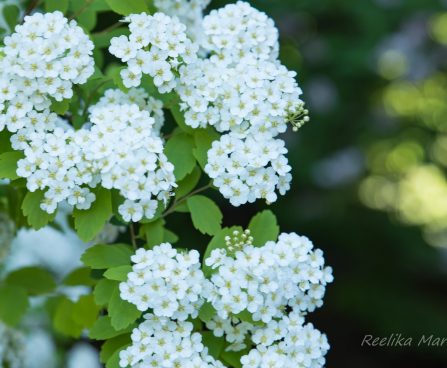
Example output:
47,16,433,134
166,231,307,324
204,231,334,322
120,244,207,320
0,11,94,132
241,313,330,368
154,0,210,42
12,112,96,214
92,88,164,135
205,134,292,206
0,323,25,368
206,315,255,352
118,231,332,367
173,2,305,205
12,88,174,220
119,314,225,368
178,58,301,136
200,230,332,366
201,1,279,61
109,12,198,91
86,102,175,222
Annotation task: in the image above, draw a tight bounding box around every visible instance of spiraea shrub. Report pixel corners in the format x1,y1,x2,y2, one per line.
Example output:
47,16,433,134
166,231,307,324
0,1,331,367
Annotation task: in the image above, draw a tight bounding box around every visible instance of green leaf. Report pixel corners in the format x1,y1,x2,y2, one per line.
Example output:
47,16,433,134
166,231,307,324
163,228,178,244
45,0,69,13
89,316,134,340
248,210,280,246
0,131,12,154
72,295,101,328
104,0,149,15
221,351,244,368
81,243,133,269
77,7,97,31
51,98,70,115
140,75,176,105
63,267,96,286
90,0,111,12
5,267,56,295
198,302,216,323
187,195,222,236
53,298,84,338
94,279,117,306
193,128,220,170
108,288,141,330
144,0,156,13
106,348,123,368
175,166,201,198
3,4,20,31
0,151,22,180
92,28,130,48
104,265,132,281
73,187,112,242
201,331,225,359
100,334,131,364
164,133,196,180
21,190,56,230
169,103,194,133
202,226,243,277
174,201,190,213
109,65,128,92
234,310,264,327
142,218,165,248
0,285,29,326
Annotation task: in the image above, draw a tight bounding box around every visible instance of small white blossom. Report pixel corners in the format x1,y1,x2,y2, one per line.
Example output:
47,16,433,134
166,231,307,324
120,315,225,368
109,12,198,92
204,231,333,322
154,0,210,42
11,90,175,219
120,244,208,320
0,12,94,132
205,133,292,206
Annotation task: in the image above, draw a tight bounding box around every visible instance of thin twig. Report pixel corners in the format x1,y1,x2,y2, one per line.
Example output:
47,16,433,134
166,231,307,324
69,0,94,21
129,223,137,249
162,182,212,218
94,21,122,36
82,79,111,118
24,0,42,17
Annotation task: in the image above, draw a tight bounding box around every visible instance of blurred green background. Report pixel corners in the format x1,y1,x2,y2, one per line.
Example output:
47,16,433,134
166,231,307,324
210,0,447,366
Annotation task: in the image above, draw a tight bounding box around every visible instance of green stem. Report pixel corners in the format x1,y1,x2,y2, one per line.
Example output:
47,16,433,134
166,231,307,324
69,0,94,21
24,0,42,18
163,182,212,218
94,21,122,35
129,223,137,249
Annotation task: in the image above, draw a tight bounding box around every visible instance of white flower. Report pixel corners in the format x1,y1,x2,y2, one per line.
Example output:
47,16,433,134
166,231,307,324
109,12,198,92
205,133,292,205
153,0,210,42
120,244,208,320
176,1,303,139
0,12,94,131
204,231,333,323
10,89,174,219
119,315,225,368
